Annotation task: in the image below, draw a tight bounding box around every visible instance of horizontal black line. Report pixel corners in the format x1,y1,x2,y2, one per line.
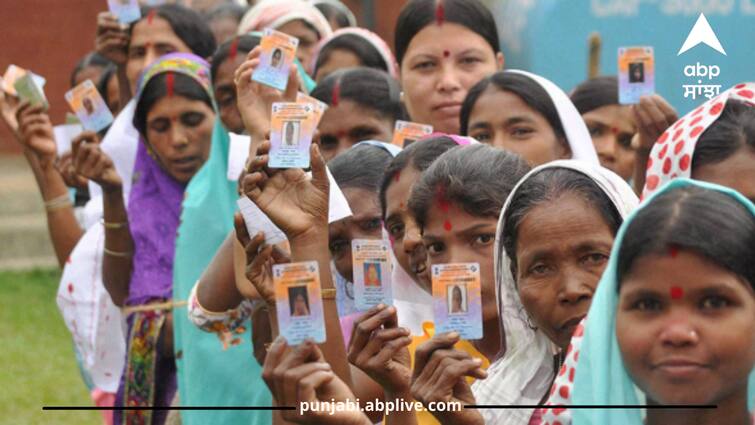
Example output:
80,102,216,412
465,405,717,409
43,406,296,411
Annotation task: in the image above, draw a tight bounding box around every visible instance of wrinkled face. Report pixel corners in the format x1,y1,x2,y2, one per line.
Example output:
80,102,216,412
316,100,393,162
209,15,238,45
314,48,363,83
127,17,192,94
145,95,215,184
213,54,246,134
423,204,497,321
329,187,383,283
515,193,615,349
400,23,500,134
582,104,637,180
693,146,755,204
467,87,569,166
277,19,320,67
384,166,430,290
616,250,755,405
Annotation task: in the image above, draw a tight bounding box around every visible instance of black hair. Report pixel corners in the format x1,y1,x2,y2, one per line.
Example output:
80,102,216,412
210,34,261,84
460,72,566,146
692,100,755,171
570,76,619,115
379,136,459,218
204,2,246,23
133,72,213,136
314,2,354,28
133,4,217,59
501,167,624,279
313,33,389,77
96,64,117,108
328,144,393,193
409,144,530,229
311,67,404,122
617,185,755,289
70,52,112,88
394,0,499,66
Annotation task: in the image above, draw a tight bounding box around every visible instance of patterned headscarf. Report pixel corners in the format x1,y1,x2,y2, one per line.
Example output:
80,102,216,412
642,82,755,199
134,52,212,105
238,0,333,39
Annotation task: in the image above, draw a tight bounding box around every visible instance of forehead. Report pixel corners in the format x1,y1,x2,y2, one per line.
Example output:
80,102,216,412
215,54,245,85
342,187,381,215
131,17,187,48
424,202,497,232
516,192,614,245
146,95,210,118
581,104,636,131
692,147,755,202
404,22,494,58
318,100,389,132
470,86,549,125
385,166,421,212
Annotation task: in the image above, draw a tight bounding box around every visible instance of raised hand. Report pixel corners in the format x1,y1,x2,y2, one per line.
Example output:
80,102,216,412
233,213,291,304
410,333,487,425
0,89,21,140
57,151,90,190
263,338,371,425
72,131,122,192
632,94,678,152
241,141,329,243
348,305,413,395
95,12,129,66
16,102,57,168
233,46,299,141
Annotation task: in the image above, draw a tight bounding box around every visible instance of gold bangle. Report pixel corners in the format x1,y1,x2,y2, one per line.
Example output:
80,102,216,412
44,194,72,212
103,247,133,258
321,288,336,300
101,219,129,229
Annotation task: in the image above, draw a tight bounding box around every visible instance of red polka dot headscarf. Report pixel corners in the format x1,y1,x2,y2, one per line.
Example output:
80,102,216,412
642,82,755,199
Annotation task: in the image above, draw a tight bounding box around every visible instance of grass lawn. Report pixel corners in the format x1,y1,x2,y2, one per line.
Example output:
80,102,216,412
0,269,101,425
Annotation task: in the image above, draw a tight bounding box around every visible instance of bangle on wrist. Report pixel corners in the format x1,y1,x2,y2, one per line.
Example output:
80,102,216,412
101,219,128,230
321,288,336,300
45,194,73,212
104,247,133,258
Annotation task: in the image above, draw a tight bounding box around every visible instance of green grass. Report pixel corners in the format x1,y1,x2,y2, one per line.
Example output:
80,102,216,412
0,269,101,425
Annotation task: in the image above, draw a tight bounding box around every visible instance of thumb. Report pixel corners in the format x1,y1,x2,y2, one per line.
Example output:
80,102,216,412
234,212,252,248
283,63,299,102
309,143,328,194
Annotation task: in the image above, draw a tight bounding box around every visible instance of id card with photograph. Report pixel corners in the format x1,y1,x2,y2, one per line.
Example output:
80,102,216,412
65,80,114,133
252,28,299,91
352,239,393,310
107,0,141,24
14,73,48,110
431,263,483,340
274,261,326,345
618,46,655,104
391,120,433,147
269,102,316,168
296,92,328,126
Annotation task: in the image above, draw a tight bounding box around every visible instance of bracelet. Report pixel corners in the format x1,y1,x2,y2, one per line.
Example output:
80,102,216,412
321,288,336,300
101,219,129,230
103,247,133,258
44,194,72,212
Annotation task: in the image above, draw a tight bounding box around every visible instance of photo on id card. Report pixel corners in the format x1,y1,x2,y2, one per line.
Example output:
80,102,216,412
352,239,393,310
618,46,655,104
65,80,114,133
252,28,299,91
432,263,482,340
269,102,315,168
391,120,433,147
107,0,141,24
274,261,326,345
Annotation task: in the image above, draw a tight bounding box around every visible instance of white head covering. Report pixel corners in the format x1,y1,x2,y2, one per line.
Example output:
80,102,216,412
471,160,638,424
310,0,357,27
238,0,333,39
507,70,600,165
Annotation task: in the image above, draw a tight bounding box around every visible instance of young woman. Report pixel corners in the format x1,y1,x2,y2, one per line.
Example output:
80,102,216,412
210,33,262,134
395,0,503,134
460,70,599,166
569,179,754,425
310,27,398,82
238,0,332,67
71,53,215,425
310,67,404,161
570,76,638,180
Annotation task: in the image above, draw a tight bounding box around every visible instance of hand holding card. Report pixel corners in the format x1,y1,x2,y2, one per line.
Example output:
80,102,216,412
252,28,299,92
269,102,317,169
65,80,114,133
618,46,655,104
14,73,49,111
352,239,393,310
15,102,57,167
431,263,483,340
273,261,326,345
107,0,141,24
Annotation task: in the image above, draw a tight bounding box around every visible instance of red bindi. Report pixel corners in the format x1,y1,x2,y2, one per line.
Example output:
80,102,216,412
443,220,453,232
443,50,450,58
611,127,620,135
669,244,679,258
670,286,683,299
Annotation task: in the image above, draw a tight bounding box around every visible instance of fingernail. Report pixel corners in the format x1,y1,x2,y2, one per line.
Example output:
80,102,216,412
473,358,482,365
448,331,460,339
